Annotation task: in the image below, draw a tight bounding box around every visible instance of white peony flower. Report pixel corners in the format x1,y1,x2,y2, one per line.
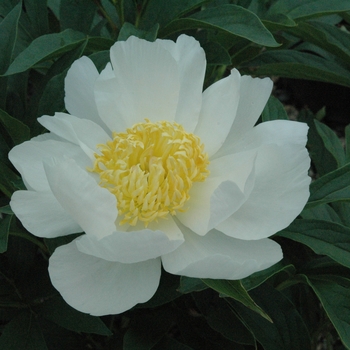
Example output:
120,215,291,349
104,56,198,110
9,35,310,316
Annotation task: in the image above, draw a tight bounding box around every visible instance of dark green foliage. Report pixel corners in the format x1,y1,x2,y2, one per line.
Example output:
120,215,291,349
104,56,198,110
1,0,350,349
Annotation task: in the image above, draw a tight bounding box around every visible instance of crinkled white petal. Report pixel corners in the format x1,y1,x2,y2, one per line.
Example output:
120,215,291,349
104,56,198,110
177,151,256,235
162,224,283,280
217,142,310,240
49,241,161,316
76,217,184,263
64,56,107,129
195,69,240,156
214,74,273,159
38,113,111,160
44,158,117,240
9,139,89,192
94,36,180,132
10,190,81,238
157,34,206,132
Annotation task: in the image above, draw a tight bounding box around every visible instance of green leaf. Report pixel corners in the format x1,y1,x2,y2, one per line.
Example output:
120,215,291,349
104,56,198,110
85,36,114,52
307,162,350,208
333,202,350,228
161,5,280,48
229,283,310,350
60,0,97,34
288,21,350,66
3,29,86,76
11,178,25,190
5,70,29,121
0,3,21,107
178,276,208,294
88,50,110,72
202,279,272,322
202,41,231,65
345,124,350,163
302,256,350,278
139,0,205,29
0,214,12,253
267,0,350,20
0,3,21,74
12,0,49,57
262,13,297,31
22,0,49,37
0,109,30,145
36,296,112,335
241,260,295,291
230,39,263,67
194,290,255,345
244,50,350,88
118,22,159,42
278,219,350,269
299,109,338,176
0,160,19,197
301,203,343,224
36,40,90,117
0,205,13,214
261,95,288,121
314,119,346,168
335,205,350,230
0,0,16,17
38,70,66,116
0,311,48,350
302,274,350,349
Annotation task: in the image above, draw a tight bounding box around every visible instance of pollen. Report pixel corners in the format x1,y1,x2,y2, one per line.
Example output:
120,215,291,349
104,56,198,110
90,120,210,226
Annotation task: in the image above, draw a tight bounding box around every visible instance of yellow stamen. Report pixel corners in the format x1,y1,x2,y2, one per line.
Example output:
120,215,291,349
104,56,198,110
90,120,210,226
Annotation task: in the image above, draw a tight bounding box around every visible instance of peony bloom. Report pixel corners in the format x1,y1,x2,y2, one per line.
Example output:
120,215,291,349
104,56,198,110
9,35,310,316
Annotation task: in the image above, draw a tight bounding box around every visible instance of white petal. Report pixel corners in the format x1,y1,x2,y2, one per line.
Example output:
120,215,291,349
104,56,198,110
162,224,283,280
76,217,184,263
217,142,310,240
38,113,111,160
30,132,63,142
94,36,180,132
9,139,89,192
98,62,114,80
158,34,206,132
175,182,212,235
49,241,161,316
10,190,81,238
44,158,118,240
214,74,273,158
177,151,256,235
131,215,185,241
232,119,309,153
64,56,107,128
93,71,128,133
195,69,240,156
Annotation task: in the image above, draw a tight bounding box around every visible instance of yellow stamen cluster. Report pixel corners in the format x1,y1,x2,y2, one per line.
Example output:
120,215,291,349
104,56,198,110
91,120,210,226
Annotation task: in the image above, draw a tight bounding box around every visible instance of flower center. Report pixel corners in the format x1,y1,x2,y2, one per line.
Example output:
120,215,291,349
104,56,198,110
91,120,210,226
